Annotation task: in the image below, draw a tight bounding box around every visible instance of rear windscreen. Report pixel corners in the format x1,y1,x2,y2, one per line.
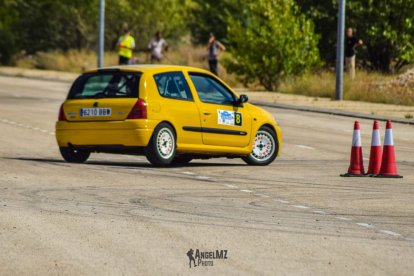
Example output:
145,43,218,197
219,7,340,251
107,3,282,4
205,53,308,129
68,72,140,99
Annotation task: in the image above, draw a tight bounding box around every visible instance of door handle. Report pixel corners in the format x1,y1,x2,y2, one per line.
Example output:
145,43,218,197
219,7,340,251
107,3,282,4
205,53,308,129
203,112,211,116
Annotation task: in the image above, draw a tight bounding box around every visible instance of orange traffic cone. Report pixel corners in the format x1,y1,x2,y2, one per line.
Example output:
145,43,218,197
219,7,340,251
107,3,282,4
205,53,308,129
367,120,382,175
377,120,403,178
341,121,365,177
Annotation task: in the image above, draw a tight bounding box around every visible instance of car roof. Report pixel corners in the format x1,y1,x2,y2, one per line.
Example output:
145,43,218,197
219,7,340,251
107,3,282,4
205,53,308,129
84,64,212,75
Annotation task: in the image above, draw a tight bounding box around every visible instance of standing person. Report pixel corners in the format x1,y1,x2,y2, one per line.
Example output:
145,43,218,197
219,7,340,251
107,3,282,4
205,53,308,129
148,31,168,63
117,29,136,65
207,33,225,76
345,27,363,79
187,249,197,268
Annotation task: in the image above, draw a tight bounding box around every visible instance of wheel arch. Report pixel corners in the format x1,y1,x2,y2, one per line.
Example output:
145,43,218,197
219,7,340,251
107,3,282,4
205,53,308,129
257,123,281,156
155,120,177,138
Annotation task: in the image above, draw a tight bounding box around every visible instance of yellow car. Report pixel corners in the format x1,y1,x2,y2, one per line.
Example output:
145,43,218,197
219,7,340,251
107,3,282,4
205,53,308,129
55,65,282,166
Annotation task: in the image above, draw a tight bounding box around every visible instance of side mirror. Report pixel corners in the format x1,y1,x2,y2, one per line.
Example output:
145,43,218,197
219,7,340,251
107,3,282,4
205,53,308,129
235,94,249,106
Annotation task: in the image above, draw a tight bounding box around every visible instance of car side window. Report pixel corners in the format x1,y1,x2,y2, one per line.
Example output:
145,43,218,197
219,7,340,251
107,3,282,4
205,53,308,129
154,72,193,101
189,73,236,105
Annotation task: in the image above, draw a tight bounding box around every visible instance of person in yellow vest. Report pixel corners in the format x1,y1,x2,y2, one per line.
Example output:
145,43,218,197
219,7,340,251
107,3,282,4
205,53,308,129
117,29,136,65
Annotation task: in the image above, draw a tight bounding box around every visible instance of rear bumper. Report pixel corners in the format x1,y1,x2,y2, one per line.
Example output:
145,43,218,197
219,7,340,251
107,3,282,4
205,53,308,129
55,119,158,147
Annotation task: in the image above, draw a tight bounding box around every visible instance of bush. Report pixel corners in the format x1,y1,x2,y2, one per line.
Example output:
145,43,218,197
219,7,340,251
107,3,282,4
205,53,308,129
224,0,321,91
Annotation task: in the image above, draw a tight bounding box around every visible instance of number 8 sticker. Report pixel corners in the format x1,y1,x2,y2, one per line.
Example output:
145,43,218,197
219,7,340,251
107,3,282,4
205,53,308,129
235,112,242,126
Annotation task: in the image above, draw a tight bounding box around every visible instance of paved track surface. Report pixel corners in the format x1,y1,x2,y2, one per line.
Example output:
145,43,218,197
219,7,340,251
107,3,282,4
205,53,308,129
0,76,413,275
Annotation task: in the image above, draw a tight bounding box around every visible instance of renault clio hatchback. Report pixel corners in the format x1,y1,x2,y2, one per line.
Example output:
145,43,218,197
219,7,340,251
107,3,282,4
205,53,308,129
55,65,282,166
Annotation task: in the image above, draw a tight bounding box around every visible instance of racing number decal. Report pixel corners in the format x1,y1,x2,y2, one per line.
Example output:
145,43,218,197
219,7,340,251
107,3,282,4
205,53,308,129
217,110,243,126
235,112,242,126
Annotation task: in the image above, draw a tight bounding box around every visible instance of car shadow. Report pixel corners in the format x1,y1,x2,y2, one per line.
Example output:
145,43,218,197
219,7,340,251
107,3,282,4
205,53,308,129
3,157,246,168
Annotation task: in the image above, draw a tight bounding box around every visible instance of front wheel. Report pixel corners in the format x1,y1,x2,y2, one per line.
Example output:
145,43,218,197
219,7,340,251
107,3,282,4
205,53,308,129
242,126,278,166
59,147,90,163
145,123,176,166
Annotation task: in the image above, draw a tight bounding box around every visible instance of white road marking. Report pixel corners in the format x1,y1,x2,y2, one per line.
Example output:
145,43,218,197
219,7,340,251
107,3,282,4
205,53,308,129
195,175,210,180
254,194,270,198
356,223,374,228
274,199,289,204
240,189,252,193
1,118,56,136
224,184,238,189
313,210,327,214
182,171,195,175
291,205,309,209
296,145,315,150
380,230,401,237
336,216,352,221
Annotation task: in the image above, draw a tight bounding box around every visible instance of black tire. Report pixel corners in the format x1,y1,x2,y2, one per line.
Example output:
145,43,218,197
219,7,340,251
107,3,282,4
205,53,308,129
171,155,193,165
242,126,279,166
59,147,90,163
145,123,176,166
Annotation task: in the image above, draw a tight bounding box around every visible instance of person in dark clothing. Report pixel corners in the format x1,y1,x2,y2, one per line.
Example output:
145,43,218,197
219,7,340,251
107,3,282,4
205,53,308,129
345,28,363,79
187,249,197,268
207,33,225,76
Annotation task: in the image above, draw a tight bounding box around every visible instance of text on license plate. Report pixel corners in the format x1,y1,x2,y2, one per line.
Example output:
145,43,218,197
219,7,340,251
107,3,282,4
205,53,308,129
80,108,112,117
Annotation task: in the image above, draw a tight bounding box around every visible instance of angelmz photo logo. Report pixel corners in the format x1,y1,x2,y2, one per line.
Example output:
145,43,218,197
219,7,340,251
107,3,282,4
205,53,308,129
186,248,228,268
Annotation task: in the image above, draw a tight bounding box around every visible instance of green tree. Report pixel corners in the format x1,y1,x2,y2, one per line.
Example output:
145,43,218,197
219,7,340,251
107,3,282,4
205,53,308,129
187,0,238,45
0,0,188,65
347,0,414,72
224,0,320,91
296,0,414,72
1,0,97,55
294,0,337,65
105,0,188,51
0,0,18,63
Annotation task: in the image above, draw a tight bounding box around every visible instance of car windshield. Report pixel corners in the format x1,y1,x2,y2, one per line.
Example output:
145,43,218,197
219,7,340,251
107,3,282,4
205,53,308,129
68,72,140,99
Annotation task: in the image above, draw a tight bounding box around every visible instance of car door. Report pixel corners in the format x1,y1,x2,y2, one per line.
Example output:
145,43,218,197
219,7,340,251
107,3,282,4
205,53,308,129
187,72,251,147
152,71,202,146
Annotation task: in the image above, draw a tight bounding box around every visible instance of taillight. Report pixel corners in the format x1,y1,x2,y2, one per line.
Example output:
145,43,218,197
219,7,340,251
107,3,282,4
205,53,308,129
127,99,147,119
58,104,67,121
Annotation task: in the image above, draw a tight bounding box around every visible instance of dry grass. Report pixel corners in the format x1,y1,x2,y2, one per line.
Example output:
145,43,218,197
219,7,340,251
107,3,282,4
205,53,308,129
14,46,241,86
279,70,414,106
15,50,118,72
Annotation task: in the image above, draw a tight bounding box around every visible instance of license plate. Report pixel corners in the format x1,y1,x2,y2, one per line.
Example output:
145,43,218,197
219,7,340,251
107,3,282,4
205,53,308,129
80,108,112,117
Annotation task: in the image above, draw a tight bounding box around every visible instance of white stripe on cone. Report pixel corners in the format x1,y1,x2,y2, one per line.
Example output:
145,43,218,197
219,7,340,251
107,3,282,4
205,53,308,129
352,130,362,147
371,129,381,146
384,129,394,146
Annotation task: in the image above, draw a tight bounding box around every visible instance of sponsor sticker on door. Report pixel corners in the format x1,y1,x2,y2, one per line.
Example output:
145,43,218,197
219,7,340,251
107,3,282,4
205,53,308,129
217,110,242,126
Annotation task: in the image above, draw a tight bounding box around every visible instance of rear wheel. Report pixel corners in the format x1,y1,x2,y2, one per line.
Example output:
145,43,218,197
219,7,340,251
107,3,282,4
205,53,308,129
145,123,176,166
59,147,90,163
242,126,278,166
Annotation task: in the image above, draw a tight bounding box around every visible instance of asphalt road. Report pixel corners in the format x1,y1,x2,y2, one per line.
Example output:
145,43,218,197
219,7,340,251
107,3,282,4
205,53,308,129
0,75,413,275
